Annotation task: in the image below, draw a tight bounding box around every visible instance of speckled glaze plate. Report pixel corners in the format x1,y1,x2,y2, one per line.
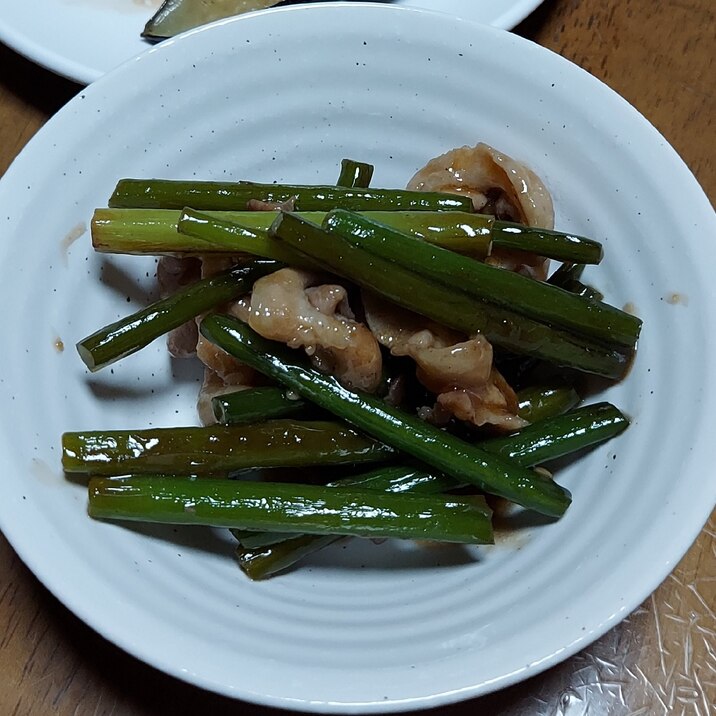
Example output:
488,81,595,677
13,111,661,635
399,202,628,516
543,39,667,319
0,0,544,85
0,4,714,712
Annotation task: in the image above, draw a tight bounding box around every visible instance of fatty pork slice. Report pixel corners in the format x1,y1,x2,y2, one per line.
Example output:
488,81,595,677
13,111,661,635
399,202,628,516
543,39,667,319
195,257,262,424
408,142,554,280
246,267,383,393
363,291,526,431
157,256,201,358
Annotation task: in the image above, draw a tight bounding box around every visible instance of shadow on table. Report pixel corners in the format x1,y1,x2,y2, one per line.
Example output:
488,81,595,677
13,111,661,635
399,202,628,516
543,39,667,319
0,42,79,115
513,0,556,39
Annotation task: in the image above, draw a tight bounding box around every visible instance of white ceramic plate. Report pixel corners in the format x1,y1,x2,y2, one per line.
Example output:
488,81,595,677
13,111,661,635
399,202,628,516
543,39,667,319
0,3,714,712
0,0,544,85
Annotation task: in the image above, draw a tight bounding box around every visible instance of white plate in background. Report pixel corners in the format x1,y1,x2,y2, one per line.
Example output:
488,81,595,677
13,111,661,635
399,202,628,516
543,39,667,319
0,0,544,84
0,3,714,712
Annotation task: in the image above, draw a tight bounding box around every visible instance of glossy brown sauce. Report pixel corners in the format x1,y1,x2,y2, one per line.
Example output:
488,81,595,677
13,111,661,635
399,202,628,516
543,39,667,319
60,221,86,262
666,292,688,306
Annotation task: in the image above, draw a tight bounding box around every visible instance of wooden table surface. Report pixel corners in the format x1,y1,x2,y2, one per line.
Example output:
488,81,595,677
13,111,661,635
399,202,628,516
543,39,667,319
1,1,714,714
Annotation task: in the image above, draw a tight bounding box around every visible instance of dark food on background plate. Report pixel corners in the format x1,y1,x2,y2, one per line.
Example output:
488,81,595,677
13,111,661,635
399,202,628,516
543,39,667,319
62,144,640,579
143,0,283,40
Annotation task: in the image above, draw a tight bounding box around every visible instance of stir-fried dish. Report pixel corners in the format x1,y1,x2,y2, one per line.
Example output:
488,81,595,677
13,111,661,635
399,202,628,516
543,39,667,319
63,144,640,579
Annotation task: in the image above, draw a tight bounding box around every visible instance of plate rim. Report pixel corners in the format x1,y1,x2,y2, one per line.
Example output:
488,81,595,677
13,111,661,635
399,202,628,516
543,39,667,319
0,3,714,711
0,0,545,85
0,15,97,84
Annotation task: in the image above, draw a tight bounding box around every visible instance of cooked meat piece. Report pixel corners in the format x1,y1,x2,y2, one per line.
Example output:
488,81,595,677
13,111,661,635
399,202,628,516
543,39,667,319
157,256,202,358
408,142,554,280
200,255,239,279
437,369,527,431
305,284,356,320
485,247,551,281
363,291,526,430
157,255,202,297
195,331,260,387
246,268,382,392
166,319,199,359
247,197,296,212
362,291,462,351
228,295,252,323
196,368,255,427
194,331,263,426
408,142,554,228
